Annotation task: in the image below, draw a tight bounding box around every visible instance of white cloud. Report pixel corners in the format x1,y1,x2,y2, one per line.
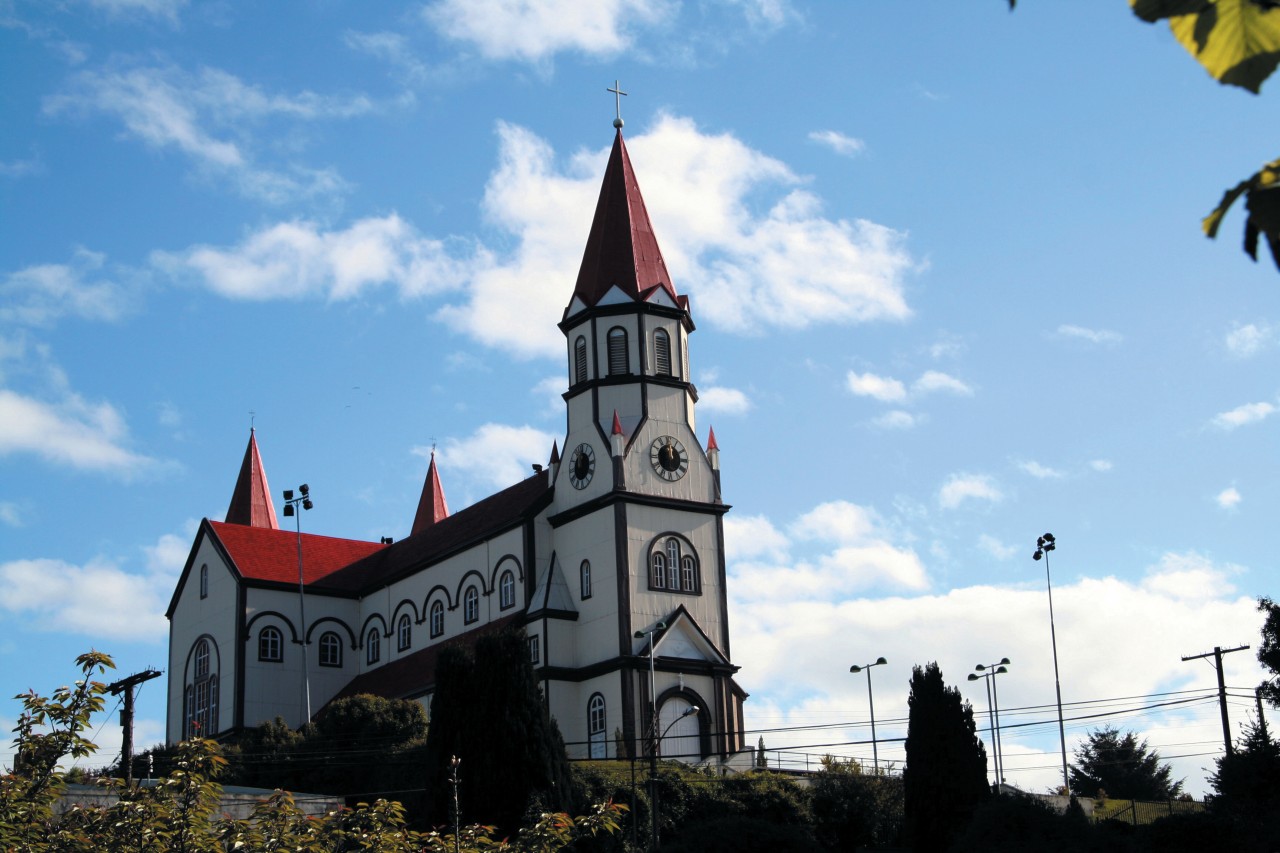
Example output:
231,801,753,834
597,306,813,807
87,0,188,23
723,514,789,562
431,423,558,493
0,529,190,641
1018,460,1065,479
1089,459,1113,472
1055,324,1123,346
531,375,566,417
0,388,156,474
808,129,865,157
1211,400,1276,430
872,410,917,429
1,249,133,327
938,473,1002,509
0,502,23,527
1215,487,1241,509
423,0,675,62
1225,322,1271,358
912,370,972,396
978,534,1017,560
846,370,906,402
699,386,752,415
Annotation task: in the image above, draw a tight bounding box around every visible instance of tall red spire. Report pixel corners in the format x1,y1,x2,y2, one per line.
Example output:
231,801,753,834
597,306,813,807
225,428,279,529
569,129,678,312
411,451,450,536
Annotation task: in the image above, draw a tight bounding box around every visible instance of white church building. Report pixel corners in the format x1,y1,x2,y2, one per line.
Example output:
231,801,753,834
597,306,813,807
166,122,749,768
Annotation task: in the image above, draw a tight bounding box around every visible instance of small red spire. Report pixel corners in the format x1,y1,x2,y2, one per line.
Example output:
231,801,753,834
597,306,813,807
707,426,719,451
225,428,279,529
549,441,560,465
411,451,450,536
612,410,624,436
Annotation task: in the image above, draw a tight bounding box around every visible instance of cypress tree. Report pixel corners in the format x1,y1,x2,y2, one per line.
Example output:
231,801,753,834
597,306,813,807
903,661,989,852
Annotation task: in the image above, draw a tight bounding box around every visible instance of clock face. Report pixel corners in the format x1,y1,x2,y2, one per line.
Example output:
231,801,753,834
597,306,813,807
569,443,595,489
649,436,689,481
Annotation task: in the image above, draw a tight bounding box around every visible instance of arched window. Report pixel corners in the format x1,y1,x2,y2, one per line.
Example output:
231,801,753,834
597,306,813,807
654,329,672,376
463,586,479,624
186,638,218,739
574,336,588,385
430,600,445,638
199,564,208,599
580,560,592,600
366,628,381,664
398,614,412,651
319,631,342,667
649,536,700,594
588,693,607,759
607,327,628,375
499,570,516,610
258,626,283,662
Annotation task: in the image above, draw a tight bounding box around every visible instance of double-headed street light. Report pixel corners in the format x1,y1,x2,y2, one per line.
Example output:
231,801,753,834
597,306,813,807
283,484,313,724
634,621,666,849
968,657,1010,788
849,657,888,774
1033,532,1070,795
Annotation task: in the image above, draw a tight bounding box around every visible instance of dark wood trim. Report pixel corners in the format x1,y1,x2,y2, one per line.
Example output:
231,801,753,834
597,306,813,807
549,491,730,528
614,501,630,656
234,583,246,731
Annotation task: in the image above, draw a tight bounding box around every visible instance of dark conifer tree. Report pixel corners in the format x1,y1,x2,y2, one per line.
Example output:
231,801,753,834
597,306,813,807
902,661,989,852
1258,597,1280,708
1068,726,1182,800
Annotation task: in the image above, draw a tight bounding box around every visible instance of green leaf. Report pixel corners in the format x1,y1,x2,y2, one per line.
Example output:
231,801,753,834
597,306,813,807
1132,0,1280,92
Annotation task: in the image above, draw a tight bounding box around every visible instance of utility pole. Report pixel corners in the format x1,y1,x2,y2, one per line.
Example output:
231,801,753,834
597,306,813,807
107,668,162,786
1181,644,1248,755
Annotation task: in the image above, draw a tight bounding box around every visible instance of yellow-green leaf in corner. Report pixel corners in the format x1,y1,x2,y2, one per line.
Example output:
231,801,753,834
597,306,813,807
1141,0,1280,93
1204,157,1280,270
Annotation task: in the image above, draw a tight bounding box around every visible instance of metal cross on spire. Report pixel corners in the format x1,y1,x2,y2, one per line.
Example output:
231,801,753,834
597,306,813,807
607,80,627,129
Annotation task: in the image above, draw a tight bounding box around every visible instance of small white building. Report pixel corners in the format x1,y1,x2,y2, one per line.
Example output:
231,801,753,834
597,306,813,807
166,124,749,768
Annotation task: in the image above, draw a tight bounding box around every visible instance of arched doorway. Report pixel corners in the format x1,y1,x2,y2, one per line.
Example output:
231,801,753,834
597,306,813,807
658,696,700,761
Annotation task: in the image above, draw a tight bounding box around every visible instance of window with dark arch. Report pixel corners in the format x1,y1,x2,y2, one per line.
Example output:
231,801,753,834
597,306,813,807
649,537,700,594
397,613,412,651
366,628,381,664
464,586,479,624
319,631,342,667
499,570,515,610
588,693,606,759
574,336,588,384
430,600,444,638
199,564,208,599
654,328,672,376
607,327,628,375
258,626,283,662
580,560,592,600
651,552,665,588
186,638,217,739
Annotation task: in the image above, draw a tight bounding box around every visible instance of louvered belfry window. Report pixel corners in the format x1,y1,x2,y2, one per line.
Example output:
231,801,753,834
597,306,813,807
607,327,628,375
654,329,672,376
574,336,588,384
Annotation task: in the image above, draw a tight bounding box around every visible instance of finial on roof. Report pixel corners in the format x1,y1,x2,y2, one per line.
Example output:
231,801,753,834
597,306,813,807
411,450,450,536
549,441,560,465
612,410,624,435
608,79,627,129
707,426,719,451
226,429,280,529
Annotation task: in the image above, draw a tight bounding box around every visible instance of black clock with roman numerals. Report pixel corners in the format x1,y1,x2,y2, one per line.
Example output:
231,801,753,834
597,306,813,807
569,442,595,489
649,435,688,481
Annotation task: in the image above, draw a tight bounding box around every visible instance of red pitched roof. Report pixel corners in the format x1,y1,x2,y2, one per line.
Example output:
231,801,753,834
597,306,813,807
224,429,279,529
410,451,449,536
568,129,679,313
209,521,385,587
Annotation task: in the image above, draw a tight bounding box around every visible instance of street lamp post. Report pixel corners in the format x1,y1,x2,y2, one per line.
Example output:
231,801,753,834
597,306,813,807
649,706,698,849
283,484,313,726
1033,532,1070,795
849,657,888,774
968,658,1010,789
449,755,461,853
633,622,666,849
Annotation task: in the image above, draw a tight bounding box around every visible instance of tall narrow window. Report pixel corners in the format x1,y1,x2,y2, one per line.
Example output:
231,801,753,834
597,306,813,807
666,538,681,590
654,329,671,376
588,694,607,759
199,564,208,599
398,614,412,651
651,552,666,589
464,586,479,624
681,555,697,593
607,327,628,375
499,570,516,610
430,600,444,638
648,535,701,595
319,631,342,667
258,626,283,662
580,560,592,600
528,634,540,664
187,638,217,739
366,628,381,664
574,336,588,385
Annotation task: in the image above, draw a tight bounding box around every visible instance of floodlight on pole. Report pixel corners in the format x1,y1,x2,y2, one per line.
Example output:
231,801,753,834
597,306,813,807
1033,532,1070,795
284,484,314,726
969,658,1010,788
634,621,666,849
849,656,888,774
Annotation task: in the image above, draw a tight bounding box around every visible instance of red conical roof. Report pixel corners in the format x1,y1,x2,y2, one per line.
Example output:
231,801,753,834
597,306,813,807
569,129,678,311
225,428,279,529
411,451,450,536
707,426,719,451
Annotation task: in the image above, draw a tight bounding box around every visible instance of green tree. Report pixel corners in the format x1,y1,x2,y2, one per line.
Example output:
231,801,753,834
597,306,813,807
1209,720,1280,847
810,756,903,849
424,627,576,836
902,662,989,852
1068,725,1183,800
1258,596,1280,708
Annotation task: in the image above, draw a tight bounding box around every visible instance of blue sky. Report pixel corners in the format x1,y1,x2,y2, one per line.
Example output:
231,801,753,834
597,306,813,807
2,0,1277,796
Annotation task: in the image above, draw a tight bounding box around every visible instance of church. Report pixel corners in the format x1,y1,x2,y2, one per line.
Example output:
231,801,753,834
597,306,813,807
165,118,750,769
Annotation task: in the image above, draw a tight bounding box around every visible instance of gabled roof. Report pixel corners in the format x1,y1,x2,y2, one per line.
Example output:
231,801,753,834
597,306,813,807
567,129,681,315
527,554,576,617
224,429,279,529
410,451,449,536
209,520,386,588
